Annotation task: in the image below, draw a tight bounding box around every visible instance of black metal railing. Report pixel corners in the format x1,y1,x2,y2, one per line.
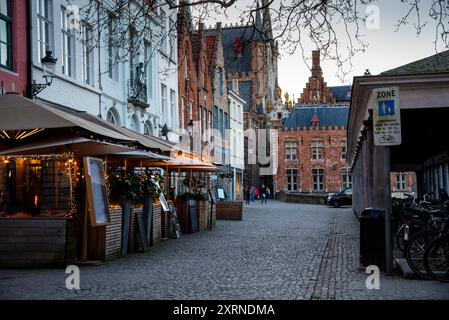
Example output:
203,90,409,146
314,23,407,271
128,79,148,106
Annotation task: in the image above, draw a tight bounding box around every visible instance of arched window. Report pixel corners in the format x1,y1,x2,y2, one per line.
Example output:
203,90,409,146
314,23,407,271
106,108,121,126
130,114,140,132
144,120,154,136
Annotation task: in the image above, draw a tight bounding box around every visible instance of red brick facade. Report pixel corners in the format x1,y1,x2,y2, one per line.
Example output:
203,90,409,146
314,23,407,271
0,0,29,96
298,50,335,105
177,10,213,158
275,126,350,193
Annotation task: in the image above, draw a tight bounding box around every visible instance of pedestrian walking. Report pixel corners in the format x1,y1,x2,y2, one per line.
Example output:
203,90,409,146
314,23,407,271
261,184,267,204
249,185,255,204
266,186,271,200
244,186,250,204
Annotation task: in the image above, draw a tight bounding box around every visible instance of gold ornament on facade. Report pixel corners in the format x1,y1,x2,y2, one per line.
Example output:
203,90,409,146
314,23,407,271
275,86,282,99
267,101,273,111
284,92,290,103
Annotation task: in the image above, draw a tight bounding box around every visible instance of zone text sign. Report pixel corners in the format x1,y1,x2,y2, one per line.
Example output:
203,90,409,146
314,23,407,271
373,87,401,146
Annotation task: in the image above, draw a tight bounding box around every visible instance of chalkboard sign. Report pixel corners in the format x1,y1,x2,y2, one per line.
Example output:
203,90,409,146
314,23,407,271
208,189,216,204
135,212,149,252
188,199,199,233
83,157,110,226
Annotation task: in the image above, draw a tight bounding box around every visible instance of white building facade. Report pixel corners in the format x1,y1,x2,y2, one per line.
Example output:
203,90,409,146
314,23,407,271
228,89,245,200
30,0,179,142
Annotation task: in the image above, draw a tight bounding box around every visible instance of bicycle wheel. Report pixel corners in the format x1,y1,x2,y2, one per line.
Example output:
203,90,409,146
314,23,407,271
405,229,440,280
423,234,449,282
396,228,405,252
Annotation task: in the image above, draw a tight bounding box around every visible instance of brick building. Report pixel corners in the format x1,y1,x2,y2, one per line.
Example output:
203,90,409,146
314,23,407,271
215,0,278,188
274,50,351,195
275,106,350,194
0,0,28,96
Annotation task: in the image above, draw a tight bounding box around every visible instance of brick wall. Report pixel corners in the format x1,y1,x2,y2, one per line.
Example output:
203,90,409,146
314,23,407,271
275,126,349,194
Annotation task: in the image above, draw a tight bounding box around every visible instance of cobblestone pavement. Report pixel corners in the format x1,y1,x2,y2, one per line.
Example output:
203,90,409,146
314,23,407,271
0,200,448,300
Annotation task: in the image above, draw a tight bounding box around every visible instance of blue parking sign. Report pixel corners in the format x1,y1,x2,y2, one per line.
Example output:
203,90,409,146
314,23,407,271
378,100,395,116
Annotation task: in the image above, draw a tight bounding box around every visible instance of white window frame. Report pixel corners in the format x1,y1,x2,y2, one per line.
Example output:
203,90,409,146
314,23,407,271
81,22,94,85
285,141,297,161
312,168,325,192
170,89,176,129
161,84,167,123
286,168,298,191
37,0,54,61
311,138,324,161
60,6,75,77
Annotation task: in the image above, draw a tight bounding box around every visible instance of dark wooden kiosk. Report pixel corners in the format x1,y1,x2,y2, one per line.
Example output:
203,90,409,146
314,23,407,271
0,95,171,267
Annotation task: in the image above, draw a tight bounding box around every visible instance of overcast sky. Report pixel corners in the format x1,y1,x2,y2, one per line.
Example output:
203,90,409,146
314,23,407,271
201,0,447,101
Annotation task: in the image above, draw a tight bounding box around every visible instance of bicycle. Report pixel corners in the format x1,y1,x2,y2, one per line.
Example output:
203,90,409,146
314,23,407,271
423,222,449,282
405,203,448,279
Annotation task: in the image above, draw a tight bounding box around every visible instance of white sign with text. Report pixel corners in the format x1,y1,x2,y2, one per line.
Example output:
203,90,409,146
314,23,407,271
373,87,401,146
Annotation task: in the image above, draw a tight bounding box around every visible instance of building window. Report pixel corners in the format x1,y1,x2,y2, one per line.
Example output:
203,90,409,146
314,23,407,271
144,40,153,99
81,22,94,85
169,16,175,60
218,68,223,97
129,27,139,81
340,139,347,161
106,108,120,125
341,168,352,189
285,141,297,160
208,110,212,141
161,84,167,123
160,10,167,54
181,96,185,129
189,100,193,120
311,138,324,161
37,0,53,61
202,108,207,140
395,173,407,191
224,112,228,140
170,89,176,128
61,6,75,77
312,168,325,192
0,0,12,69
213,106,218,130
219,109,224,138
286,169,298,191
107,16,118,80
144,120,154,135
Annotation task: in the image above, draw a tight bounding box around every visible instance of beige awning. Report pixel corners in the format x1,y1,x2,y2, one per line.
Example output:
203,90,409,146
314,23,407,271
0,136,134,157
111,150,171,161
0,94,134,142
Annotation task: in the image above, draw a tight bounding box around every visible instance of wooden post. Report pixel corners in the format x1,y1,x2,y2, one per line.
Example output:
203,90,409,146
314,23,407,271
82,198,89,261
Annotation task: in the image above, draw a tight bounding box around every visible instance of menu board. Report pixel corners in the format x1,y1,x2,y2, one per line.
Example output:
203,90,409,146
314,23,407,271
159,193,170,213
83,157,110,226
188,199,199,233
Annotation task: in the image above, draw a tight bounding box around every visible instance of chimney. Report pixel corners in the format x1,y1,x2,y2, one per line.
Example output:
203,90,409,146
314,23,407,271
312,50,320,68
311,50,322,78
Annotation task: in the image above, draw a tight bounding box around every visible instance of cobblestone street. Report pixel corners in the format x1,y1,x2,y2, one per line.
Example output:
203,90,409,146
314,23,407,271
0,201,448,300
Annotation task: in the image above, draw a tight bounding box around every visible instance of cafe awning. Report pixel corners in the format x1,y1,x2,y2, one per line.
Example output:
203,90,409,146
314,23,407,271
0,94,134,142
0,136,134,157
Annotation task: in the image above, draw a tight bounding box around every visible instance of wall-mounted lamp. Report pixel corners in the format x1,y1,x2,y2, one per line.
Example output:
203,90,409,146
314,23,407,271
31,51,57,98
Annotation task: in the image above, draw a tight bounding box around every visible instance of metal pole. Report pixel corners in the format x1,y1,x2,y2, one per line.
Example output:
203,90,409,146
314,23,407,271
384,147,393,275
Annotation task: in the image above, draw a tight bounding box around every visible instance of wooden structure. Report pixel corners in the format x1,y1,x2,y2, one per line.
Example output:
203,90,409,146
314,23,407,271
216,201,243,220
347,52,449,273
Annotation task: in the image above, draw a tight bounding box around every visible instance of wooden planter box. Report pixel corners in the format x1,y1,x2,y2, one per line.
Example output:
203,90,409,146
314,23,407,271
152,204,162,245
105,207,122,261
216,201,243,220
0,217,76,268
197,200,208,231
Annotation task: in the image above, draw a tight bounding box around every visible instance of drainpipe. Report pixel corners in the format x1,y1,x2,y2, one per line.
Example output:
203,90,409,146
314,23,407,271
26,0,33,98
97,2,102,118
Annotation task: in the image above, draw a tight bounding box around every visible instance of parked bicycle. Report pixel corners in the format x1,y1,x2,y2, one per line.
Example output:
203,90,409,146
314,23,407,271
423,220,449,282
404,199,448,280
